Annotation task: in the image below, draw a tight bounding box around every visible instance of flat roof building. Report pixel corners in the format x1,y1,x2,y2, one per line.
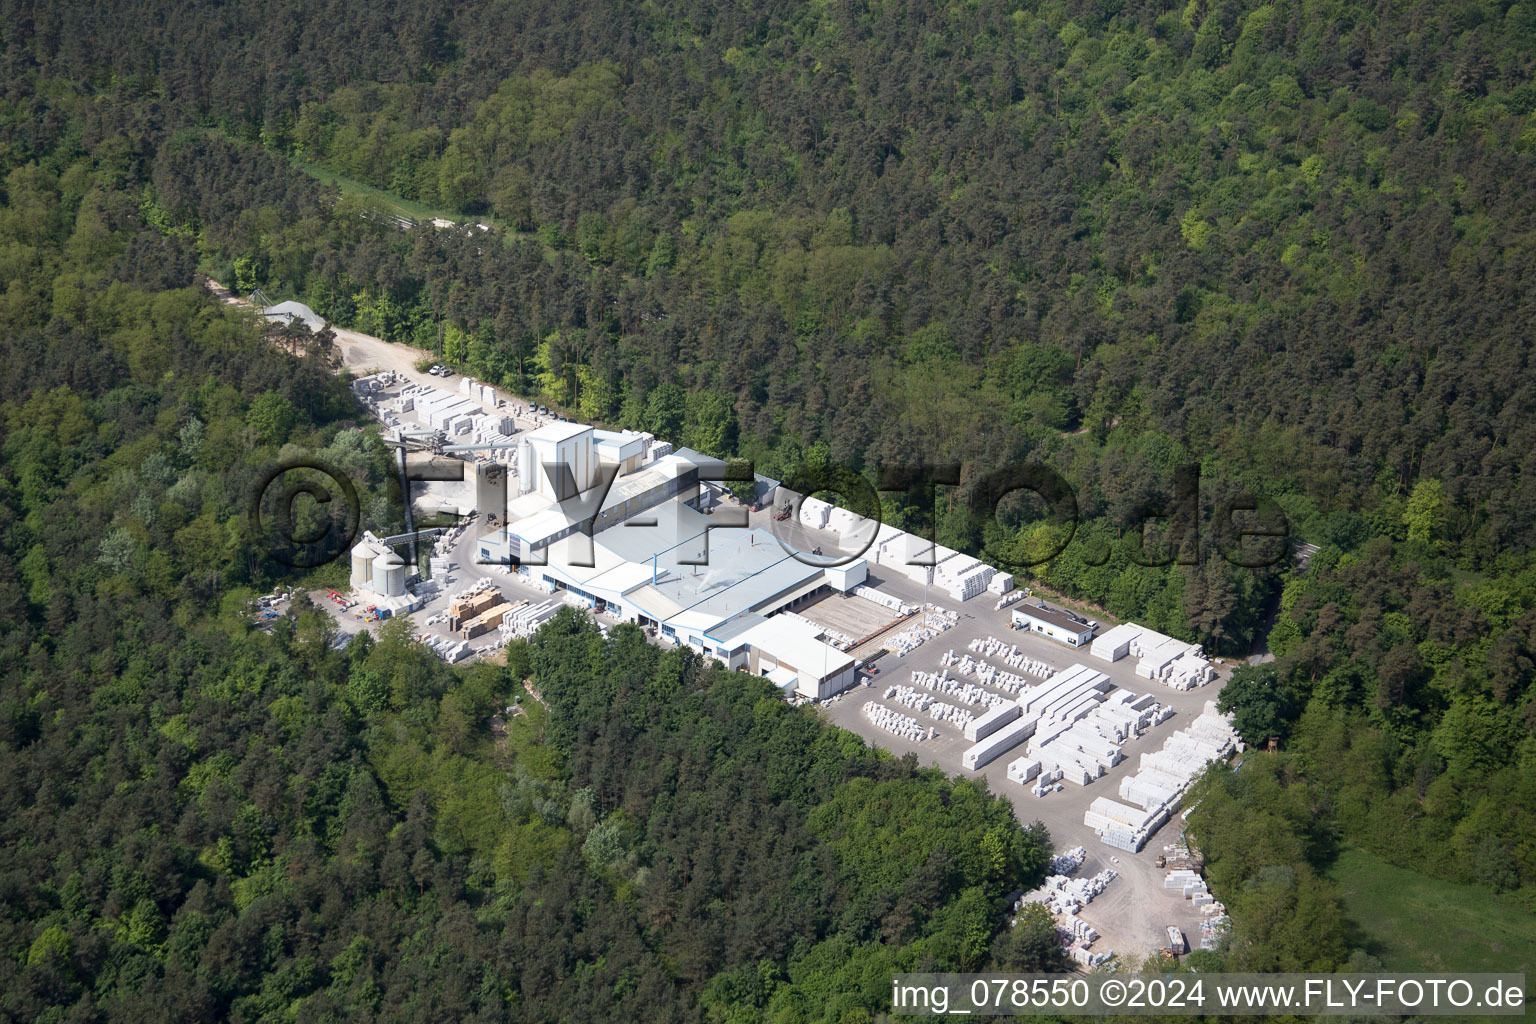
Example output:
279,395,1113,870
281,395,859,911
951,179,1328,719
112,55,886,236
1012,602,1096,648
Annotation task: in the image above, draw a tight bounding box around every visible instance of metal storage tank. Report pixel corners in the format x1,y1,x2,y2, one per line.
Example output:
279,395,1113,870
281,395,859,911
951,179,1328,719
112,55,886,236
373,550,407,597
350,542,377,590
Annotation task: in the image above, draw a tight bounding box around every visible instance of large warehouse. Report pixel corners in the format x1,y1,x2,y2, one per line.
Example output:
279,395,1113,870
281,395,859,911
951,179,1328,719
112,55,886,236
477,428,868,700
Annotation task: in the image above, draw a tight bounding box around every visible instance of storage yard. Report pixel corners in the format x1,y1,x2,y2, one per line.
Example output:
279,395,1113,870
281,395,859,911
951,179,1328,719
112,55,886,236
331,354,1237,965
818,562,1236,960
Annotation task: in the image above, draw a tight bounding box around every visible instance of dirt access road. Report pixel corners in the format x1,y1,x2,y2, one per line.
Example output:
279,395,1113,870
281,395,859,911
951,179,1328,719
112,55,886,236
205,279,443,388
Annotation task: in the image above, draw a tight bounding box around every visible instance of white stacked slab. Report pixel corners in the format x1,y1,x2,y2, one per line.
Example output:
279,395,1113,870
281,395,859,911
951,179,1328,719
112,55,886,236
1020,664,1111,717
964,701,1023,742
1084,796,1169,852
1006,757,1041,784
798,496,832,529
862,701,931,742
1090,623,1142,662
1117,703,1238,810
961,715,1036,770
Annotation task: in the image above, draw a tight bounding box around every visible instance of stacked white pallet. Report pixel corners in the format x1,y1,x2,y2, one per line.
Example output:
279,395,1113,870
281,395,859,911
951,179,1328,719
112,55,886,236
911,669,1008,709
939,649,974,674
427,399,477,431
1084,797,1169,852
458,376,476,395
1089,622,1142,662
798,496,832,529
1134,635,1197,680
475,431,518,451
967,635,1054,677
1023,869,1117,916
391,396,415,413
850,584,910,614
1032,725,1110,783
1059,723,1124,769
1063,915,1099,945
649,440,673,460
964,701,1023,742
1006,757,1042,784
934,554,994,601
988,572,1015,594
1036,752,1097,786
1165,652,1215,689
883,683,935,711
994,589,1026,611
923,700,973,730
1133,706,1239,786
1119,768,1188,810
479,384,500,406
961,715,1037,770
436,638,473,662
1051,689,1108,724
1030,766,1064,796
1049,846,1087,875
863,701,931,742
1090,701,1151,742
973,663,1029,696
500,599,561,638
960,562,996,600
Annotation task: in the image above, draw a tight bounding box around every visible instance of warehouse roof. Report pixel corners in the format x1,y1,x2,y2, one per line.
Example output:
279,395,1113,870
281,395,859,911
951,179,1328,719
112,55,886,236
525,421,591,444
1014,602,1095,634
624,528,822,628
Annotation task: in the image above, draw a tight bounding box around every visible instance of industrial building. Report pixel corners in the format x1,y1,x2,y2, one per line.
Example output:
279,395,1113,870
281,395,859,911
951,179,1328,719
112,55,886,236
475,422,868,701
1011,603,1096,648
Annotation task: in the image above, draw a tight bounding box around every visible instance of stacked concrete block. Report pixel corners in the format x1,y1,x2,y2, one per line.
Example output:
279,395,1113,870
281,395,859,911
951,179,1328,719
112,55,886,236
963,699,1024,741
799,496,832,529
863,701,931,742
1007,757,1042,785
961,715,1036,770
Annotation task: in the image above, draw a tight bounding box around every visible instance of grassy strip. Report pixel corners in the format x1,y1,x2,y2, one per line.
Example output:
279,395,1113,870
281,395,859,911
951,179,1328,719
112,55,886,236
1329,845,1534,974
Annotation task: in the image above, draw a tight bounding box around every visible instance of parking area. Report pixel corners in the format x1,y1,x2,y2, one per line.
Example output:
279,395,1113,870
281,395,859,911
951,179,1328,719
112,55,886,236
816,565,1226,962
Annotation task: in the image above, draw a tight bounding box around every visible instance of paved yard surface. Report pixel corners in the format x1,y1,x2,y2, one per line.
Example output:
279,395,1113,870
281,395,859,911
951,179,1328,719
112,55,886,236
796,592,907,645
816,565,1226,963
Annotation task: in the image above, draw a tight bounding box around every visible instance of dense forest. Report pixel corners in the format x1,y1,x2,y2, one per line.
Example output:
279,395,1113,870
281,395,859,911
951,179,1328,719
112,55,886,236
0,132,1062,1018
2,0,1535,1015
0,152,1060,1019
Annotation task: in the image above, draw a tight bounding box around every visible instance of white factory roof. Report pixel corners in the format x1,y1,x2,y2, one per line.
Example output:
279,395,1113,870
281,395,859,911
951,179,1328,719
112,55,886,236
596,500,711,564
623,528,831,628
733,614,854,677
593,428,646,458
504,462,700,548
525,421,592,444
